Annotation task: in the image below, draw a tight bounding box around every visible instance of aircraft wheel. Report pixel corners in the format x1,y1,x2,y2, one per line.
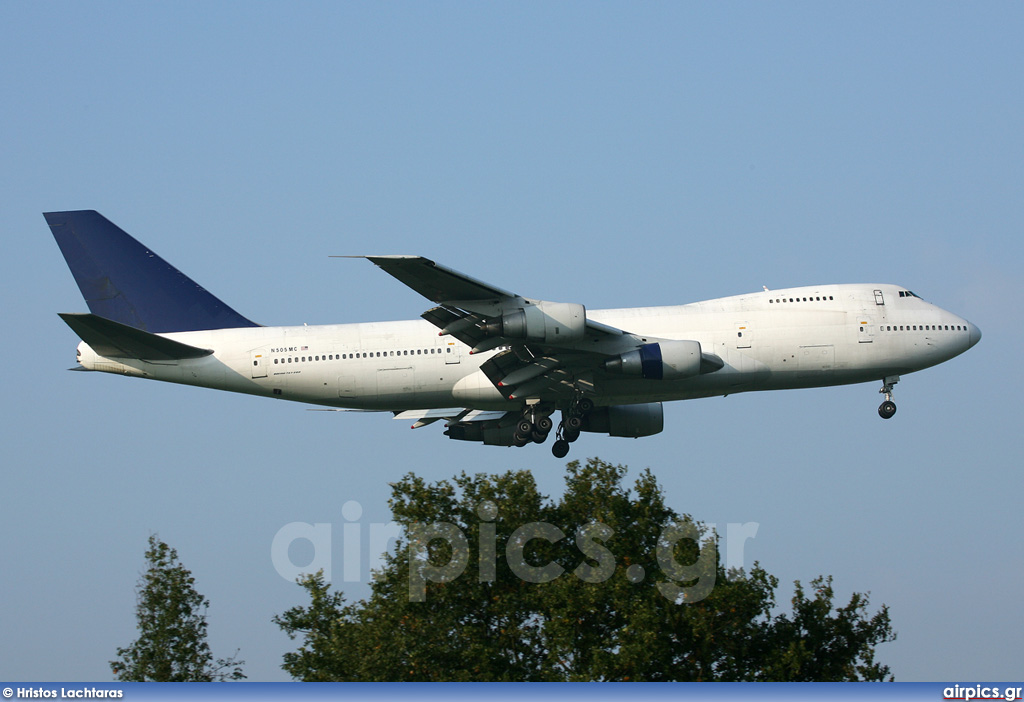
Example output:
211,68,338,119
578,398,595,414
536,416,553,433
878,400,897,419
531,430,548,444
564,428,581,443
517,419,533,435
513,432,530,447
565,416,583,431
552,439,570,459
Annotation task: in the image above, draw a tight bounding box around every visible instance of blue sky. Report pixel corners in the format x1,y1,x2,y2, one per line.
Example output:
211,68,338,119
2,1,1021,682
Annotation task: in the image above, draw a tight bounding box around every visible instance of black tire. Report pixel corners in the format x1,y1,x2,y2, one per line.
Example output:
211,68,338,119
552,439,570,459
536,416,553,433
513,432,530,447
578,398,595,414
531,430,548,444
517,419,533,435
565,415,583,431
564,428,581,443
878,400,897,419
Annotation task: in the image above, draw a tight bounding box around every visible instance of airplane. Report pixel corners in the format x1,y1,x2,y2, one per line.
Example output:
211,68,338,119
46,210,981,458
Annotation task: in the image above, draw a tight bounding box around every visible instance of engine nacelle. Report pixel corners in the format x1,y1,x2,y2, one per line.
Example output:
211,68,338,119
582,402,664,438
445,421,517,446
487,301,586,343
604,340,704,380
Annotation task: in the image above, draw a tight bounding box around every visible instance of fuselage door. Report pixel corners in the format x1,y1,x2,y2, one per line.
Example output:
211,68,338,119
735,322,752,349
858,317,876,343
874,289,885,306
251,351,267,378
444,340,461,364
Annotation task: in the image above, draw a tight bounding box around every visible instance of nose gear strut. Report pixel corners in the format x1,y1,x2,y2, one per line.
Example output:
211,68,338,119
878,375,899,419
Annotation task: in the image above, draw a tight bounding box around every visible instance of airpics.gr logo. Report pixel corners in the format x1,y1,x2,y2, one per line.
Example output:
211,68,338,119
943,685,1024,701
270,500,761,603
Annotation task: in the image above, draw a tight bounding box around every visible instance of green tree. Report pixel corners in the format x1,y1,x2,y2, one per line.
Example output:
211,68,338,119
111,535,245,681
275,458,894,681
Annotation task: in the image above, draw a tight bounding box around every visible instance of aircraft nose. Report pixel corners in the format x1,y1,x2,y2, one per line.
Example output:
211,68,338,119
967,321,982,348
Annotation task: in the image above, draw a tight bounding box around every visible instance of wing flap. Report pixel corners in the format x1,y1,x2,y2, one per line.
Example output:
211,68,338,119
59,313,213,361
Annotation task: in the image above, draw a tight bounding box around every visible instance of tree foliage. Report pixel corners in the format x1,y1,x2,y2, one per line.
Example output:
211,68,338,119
111,535,245,681
275,458,894,681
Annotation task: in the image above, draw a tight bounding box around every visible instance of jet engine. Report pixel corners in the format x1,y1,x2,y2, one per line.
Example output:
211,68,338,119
604,340,710,380
581,402,664,438
485,301,586,343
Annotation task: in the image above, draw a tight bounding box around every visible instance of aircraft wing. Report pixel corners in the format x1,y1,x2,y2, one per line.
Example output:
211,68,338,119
358,256,666,402
358,256,518,303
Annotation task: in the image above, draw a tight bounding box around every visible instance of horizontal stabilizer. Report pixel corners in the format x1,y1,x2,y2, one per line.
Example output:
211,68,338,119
59,313,213,361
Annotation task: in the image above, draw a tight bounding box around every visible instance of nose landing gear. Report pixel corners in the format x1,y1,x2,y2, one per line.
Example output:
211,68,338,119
878,376,899,419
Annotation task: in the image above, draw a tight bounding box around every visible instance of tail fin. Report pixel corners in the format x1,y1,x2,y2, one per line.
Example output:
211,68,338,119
44,210,259,333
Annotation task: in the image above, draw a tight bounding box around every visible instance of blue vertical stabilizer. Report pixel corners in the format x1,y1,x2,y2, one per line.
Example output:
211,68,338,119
45,210,259,332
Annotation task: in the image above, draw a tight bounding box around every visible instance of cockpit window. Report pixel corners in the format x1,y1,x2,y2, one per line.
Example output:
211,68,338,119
899,290,924,300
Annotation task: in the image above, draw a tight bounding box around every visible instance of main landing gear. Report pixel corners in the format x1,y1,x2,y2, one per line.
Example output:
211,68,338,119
512,397,595,458
878,375,899,419
513,410,553,447
551,397,593,459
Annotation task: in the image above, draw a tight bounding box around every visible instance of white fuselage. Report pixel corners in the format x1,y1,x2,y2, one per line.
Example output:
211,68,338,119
73,284,979,411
